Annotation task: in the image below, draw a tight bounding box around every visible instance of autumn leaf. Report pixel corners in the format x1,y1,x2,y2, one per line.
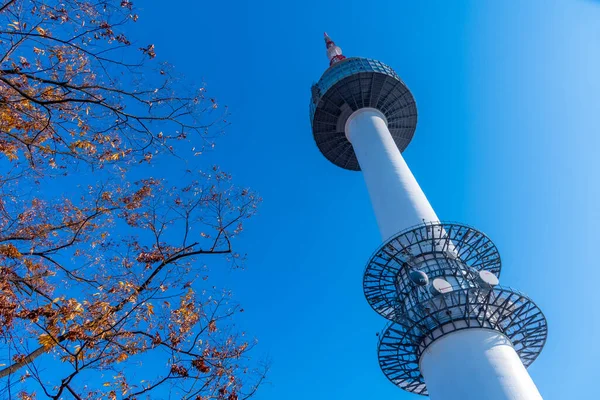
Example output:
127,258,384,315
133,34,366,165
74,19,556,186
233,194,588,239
139,44,156,59
208,320,217,333
0,244,22,258
38,334,56,350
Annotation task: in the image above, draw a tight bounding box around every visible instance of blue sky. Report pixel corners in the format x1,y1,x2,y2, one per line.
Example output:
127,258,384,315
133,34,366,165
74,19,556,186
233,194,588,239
125,1,600,398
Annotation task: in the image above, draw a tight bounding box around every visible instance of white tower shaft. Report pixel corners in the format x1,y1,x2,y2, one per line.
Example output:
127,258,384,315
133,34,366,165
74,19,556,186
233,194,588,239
345,108,438,240
345,108,543,400
420,329,543,400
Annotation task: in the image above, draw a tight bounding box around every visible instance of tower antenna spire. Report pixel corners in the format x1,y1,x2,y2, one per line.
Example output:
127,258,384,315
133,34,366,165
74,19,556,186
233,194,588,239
323,32,346,66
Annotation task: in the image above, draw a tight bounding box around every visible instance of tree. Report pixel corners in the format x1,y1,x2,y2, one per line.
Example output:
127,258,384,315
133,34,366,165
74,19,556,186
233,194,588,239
0,1,264,398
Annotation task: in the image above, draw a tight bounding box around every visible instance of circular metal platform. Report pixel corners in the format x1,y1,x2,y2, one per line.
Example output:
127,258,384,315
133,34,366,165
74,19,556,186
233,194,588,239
309,58,417,171
377,286,547,396
363,222,502,321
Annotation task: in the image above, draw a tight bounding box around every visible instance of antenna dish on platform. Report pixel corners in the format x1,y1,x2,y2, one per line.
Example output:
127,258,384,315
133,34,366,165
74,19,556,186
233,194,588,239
431,278,453,294
478,270,500,286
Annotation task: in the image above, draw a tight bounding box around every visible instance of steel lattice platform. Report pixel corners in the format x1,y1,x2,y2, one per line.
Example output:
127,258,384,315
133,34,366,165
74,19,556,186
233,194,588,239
377,286,547,395
360,222,547,395
363,222,502,321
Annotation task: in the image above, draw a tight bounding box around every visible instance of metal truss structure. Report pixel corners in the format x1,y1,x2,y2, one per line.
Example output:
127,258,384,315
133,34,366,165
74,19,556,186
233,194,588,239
378,285,547,395
362,222,547,395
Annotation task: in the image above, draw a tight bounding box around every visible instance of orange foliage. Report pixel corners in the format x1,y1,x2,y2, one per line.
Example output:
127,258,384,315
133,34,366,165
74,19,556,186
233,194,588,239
0,0,266,398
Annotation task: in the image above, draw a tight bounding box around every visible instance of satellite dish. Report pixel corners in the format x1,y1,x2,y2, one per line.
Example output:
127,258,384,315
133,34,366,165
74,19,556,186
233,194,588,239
431,278,453,294
479,270,499,286
409,270,429,286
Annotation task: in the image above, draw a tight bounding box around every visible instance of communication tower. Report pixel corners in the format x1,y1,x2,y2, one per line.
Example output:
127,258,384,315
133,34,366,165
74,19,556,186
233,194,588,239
309,33,547,399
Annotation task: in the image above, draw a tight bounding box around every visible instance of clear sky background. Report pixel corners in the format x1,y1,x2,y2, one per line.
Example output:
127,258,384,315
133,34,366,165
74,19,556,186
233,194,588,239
124,1,599,398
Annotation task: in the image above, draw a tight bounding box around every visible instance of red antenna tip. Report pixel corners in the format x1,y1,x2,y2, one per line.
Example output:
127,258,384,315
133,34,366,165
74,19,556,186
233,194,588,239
322,32,346,66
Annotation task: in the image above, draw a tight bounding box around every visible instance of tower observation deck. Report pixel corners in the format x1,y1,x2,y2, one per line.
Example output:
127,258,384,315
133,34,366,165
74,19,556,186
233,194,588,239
309,33,547,399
